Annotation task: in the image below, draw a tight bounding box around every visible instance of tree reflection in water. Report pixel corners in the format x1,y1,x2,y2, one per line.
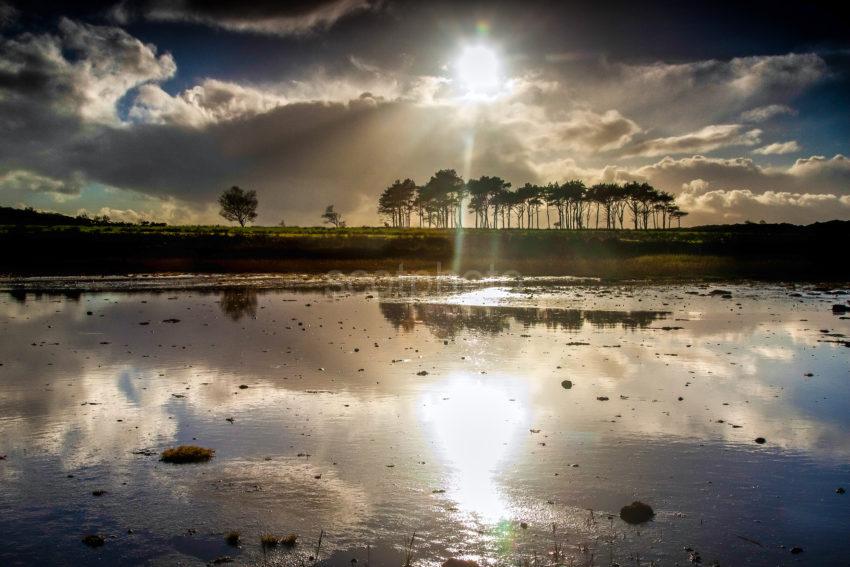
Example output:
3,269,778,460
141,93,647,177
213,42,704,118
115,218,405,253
218,287,259,321
380,302,671,338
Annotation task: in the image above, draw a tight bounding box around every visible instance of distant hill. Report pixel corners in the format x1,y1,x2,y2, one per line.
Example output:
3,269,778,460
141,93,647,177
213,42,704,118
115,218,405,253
679,219,850,234
1,204,848,233
0,206,91,226
0,206,164,226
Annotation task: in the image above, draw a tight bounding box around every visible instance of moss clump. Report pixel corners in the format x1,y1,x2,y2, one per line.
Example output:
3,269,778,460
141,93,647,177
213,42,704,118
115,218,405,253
225,531,240,546
160,445,214,464
280,534,298,548
619,501,655,524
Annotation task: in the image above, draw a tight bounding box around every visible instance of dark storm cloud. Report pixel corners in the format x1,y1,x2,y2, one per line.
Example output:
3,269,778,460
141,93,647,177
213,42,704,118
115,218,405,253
11,96,538,222
109,0,379,35
0,1,17,27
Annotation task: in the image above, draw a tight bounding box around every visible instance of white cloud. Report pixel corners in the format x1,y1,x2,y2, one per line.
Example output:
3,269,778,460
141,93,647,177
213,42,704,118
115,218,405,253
628,154,850,196
0,18,176,124
0,169,82,195
129,80,288,127
787,154,850,178
675,183,850,224
753,140,801,155
741,104,797,123
624,124,762,157
555,109,641,152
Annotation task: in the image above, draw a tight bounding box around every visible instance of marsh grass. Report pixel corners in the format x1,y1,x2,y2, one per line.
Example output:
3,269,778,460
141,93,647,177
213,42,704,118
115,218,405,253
160,445,214,464
260,533,298,550
225,531,240,546
403,532,416,567
5,223,848,279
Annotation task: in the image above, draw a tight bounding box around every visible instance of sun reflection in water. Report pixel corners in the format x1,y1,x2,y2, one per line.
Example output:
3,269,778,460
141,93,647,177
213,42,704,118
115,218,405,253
419,374,529,523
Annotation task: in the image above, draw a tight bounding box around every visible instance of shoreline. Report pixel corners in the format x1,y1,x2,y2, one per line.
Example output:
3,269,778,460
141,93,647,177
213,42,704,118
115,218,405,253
1,273,848,294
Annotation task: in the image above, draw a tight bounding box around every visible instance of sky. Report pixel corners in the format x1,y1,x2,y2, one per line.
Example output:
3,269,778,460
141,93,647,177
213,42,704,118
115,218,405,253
0,0,849,226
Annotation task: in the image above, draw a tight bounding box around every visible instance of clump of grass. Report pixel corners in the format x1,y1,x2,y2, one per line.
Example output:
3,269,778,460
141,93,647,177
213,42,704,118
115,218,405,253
82,534,105,548
260,533,298,548
403,532,416,567
225,531,240,546
160,445,214,464
619,500,655,524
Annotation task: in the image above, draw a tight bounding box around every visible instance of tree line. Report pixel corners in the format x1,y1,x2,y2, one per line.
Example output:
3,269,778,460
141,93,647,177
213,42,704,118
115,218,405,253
378,169,689,229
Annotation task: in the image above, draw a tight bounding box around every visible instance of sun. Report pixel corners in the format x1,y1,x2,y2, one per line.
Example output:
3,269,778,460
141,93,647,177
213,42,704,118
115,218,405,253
455,45,502,96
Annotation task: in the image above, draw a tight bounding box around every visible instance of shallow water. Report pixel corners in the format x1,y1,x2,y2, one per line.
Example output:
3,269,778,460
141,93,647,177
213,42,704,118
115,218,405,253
0,278,849,566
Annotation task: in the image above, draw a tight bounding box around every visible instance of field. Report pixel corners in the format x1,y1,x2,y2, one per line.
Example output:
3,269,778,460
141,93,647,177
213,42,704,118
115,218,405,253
2,222,849,279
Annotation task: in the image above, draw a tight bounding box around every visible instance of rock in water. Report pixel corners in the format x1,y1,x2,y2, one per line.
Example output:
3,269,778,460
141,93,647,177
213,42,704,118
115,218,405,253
561,380,572,389
619,501,655,524
709,289,732,296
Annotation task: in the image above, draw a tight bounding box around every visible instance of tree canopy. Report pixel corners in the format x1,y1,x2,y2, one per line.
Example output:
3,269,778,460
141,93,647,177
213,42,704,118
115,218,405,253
322,205,345,228
377,171,687,229
218,186,258,227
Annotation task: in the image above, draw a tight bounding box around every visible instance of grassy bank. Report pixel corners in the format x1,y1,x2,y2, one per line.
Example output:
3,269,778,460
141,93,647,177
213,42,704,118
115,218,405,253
2,222,849,279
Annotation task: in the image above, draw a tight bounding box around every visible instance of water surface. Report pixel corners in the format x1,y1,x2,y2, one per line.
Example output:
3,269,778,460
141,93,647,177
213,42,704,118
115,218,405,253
1,278,848,565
